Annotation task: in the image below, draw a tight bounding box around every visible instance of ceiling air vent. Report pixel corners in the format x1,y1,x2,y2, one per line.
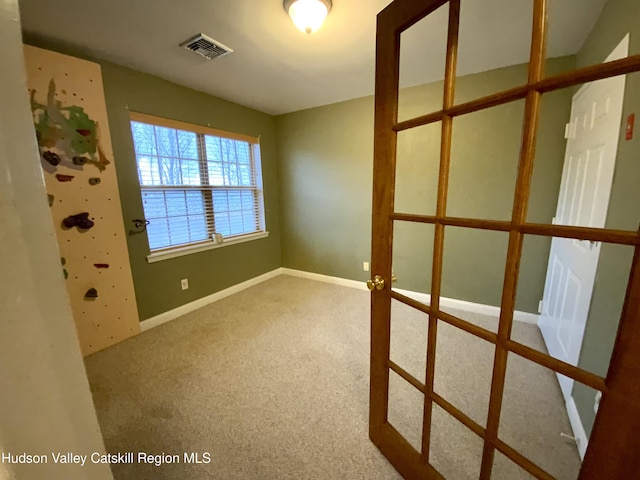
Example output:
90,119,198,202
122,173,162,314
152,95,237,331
180,33,233,60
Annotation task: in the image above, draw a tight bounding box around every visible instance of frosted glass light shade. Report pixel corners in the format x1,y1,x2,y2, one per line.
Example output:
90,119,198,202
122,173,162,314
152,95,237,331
284,0,332,34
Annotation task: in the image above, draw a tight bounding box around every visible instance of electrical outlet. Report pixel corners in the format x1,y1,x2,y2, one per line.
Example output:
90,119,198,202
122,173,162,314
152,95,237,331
181,278,189,290
363,261,370,272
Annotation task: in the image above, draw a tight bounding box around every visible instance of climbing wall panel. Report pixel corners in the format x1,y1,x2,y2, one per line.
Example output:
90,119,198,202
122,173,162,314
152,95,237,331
24,45,140,356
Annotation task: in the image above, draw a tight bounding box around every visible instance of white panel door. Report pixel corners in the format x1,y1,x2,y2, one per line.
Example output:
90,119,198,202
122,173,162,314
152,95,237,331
539,37,628,402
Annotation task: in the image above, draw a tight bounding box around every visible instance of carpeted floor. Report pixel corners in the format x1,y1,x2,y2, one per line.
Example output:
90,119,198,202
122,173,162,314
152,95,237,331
85,275,580,479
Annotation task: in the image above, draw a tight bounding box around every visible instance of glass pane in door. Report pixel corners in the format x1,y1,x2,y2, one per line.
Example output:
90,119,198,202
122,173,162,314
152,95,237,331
388,370,425,452
398,3,449,122
454,0,533,105
429,403,484,479
499,352,585,479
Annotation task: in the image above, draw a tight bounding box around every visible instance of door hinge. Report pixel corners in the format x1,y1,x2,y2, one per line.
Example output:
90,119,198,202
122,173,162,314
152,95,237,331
564,122,576,139
538,300,544,314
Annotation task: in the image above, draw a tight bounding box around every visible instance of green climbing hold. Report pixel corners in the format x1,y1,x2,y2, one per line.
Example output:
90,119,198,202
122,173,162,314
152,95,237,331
63,268,68,280
73,156,87,166
88,177,101,185
60,257,66,266
48,194,54,207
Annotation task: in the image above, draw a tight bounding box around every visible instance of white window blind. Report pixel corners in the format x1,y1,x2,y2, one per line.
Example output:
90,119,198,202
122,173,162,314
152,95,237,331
129,113,265,253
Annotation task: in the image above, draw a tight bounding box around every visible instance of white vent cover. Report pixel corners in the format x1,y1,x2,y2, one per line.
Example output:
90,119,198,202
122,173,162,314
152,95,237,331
180,33,233,60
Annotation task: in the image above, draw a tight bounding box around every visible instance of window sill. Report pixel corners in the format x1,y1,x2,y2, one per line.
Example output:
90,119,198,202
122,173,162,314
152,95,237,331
146,231,270,264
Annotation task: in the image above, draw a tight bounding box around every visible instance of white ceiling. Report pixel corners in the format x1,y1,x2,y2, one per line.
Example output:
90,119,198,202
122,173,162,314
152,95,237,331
19,0,608,115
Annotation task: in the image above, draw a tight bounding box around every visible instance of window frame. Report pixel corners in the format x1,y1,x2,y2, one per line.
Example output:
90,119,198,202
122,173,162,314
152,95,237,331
128,111,268,263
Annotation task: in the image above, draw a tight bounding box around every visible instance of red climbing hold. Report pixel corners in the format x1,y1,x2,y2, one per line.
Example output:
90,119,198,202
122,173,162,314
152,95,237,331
56,174,75,182
94,263,110,269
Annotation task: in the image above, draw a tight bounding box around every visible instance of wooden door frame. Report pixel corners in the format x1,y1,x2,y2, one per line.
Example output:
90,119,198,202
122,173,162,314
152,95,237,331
369,0,640,478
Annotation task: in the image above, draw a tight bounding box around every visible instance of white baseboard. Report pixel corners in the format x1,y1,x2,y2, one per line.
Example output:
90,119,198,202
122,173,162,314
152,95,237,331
282,268,539,324
566,396,589,459
140,267,539,333
140,268,284,332
281,268,369,291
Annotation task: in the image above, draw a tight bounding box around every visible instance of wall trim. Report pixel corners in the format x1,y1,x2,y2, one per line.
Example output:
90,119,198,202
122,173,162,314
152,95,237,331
566,396,589,460
281,268,369,291
140,267,540,333
140,268,284,332
282,268,539,324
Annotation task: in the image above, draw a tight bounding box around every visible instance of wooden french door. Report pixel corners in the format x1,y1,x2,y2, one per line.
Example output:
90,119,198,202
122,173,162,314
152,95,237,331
368,0,640,478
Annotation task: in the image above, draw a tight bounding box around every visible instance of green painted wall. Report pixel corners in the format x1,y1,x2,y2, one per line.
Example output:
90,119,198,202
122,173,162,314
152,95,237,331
276,57,575,313
572,0,640,437
24,36,282,320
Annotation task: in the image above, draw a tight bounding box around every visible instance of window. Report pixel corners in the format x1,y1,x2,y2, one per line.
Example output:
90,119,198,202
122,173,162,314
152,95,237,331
129,112,266,261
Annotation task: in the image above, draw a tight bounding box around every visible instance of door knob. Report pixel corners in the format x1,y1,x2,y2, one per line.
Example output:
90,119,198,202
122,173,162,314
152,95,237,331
367,275,385,291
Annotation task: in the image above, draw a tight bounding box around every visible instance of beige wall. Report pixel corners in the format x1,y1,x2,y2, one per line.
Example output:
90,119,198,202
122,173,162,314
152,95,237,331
0,1,111,478
276,57,575,313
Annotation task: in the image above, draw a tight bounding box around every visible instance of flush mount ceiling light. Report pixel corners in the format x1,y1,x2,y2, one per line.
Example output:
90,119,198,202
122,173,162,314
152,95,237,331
284,0,332,34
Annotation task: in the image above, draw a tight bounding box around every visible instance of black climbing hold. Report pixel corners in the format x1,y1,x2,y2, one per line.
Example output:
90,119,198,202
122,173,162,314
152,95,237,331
89,177,101,185
73,156,87,166
63,269,68,280
43,151,61,166
48,194,54,207
60,257,66,266
85,288,98,298
62,212,95,230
